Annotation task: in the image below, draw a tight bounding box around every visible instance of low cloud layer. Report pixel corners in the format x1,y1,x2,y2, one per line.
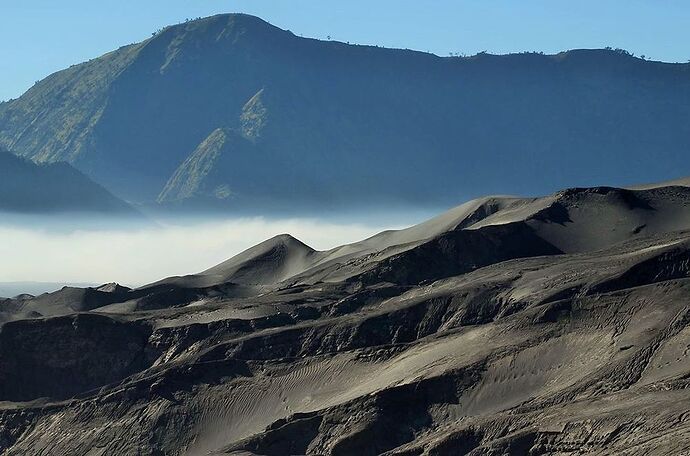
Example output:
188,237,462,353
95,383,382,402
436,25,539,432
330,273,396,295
0,217,405,286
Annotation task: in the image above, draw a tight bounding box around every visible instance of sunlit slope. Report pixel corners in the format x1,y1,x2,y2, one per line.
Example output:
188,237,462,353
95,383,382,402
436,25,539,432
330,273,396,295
2,181,690,454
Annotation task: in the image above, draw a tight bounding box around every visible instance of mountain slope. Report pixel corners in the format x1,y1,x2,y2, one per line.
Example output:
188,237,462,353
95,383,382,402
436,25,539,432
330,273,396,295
144,183,690,290
0,150,137,214
2,181,690,454
2,14,689,208
152,233,320,289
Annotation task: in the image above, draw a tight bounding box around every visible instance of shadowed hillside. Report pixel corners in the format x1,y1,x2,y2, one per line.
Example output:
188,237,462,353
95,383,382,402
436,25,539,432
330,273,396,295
0,150,137,214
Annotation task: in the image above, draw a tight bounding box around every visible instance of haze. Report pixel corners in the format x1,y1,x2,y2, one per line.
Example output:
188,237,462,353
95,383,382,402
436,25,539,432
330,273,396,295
0,215,418,286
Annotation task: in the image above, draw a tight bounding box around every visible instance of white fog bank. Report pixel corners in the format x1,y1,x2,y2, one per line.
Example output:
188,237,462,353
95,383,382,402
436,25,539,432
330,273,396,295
0,217,416,287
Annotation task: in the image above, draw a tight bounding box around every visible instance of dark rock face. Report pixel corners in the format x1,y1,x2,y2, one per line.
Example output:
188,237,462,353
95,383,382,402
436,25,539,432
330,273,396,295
1,183,690,454
591,247,690,293
358,222,562,285
0,314,152,401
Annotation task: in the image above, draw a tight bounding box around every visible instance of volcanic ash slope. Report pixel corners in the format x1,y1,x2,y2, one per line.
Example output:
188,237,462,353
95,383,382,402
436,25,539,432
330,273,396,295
1,181,690,454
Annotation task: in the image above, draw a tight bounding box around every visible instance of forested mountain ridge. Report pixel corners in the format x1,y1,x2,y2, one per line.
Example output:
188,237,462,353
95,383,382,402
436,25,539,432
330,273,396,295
1,13,689,210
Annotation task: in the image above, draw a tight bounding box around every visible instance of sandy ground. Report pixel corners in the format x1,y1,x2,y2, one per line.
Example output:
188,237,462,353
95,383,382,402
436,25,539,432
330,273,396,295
1,182,690,454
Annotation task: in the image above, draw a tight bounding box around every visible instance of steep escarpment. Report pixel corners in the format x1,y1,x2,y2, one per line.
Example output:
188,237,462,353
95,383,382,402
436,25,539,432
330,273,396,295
0,314,152,401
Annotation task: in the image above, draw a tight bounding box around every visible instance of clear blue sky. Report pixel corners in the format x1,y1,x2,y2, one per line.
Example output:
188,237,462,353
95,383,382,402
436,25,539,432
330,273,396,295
2,0,689,101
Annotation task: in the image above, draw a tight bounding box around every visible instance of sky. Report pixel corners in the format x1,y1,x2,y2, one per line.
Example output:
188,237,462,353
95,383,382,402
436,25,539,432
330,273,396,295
2,0,690,101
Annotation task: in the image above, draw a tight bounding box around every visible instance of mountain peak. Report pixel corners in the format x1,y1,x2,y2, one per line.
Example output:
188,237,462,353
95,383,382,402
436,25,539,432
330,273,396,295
155,13,288,42
186,12,274,27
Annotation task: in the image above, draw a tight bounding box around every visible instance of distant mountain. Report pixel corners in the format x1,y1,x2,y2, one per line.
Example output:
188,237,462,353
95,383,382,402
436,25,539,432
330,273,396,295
1,14,689,210
0,150,137,214
0,282,97,300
